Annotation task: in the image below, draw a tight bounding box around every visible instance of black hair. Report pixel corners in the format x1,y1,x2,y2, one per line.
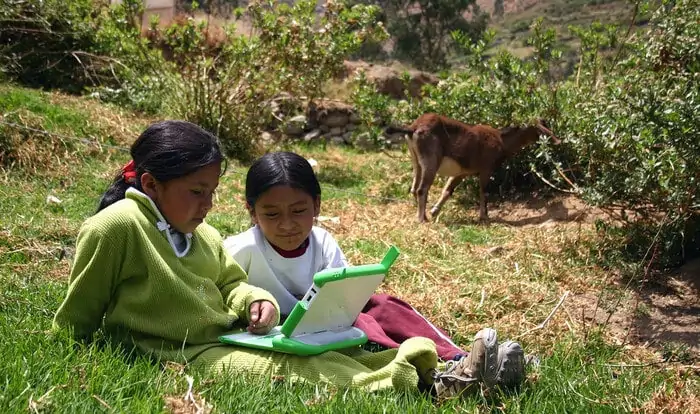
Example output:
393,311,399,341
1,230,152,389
245,151,321,209
97,120,227,212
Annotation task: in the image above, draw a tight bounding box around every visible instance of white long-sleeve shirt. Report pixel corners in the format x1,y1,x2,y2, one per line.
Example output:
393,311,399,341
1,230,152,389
223,225,348,315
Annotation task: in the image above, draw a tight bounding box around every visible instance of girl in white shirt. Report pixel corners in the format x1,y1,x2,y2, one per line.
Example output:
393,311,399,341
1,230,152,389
224,152,527,391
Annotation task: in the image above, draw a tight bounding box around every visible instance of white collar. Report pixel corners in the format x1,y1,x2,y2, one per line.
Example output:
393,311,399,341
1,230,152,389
125,187,193,257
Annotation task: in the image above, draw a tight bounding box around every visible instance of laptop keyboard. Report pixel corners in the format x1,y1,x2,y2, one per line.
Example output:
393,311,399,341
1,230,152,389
293,328,365,346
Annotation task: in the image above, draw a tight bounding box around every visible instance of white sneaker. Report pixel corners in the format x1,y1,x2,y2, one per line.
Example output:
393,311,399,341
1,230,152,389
432,328,499,399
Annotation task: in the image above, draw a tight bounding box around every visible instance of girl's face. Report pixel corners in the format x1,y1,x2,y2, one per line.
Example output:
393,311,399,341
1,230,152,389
249,185,320,251
142,162,221,234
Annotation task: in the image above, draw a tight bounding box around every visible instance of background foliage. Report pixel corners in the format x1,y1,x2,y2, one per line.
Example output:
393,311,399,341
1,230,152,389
1,0,699,268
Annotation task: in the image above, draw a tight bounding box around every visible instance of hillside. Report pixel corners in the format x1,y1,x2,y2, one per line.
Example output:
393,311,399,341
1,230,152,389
186,0,638,67
482,0,637,61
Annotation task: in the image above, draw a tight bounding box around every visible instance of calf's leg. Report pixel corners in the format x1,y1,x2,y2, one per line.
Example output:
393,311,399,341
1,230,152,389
430,175,466,218
415,156,439,223
407,142,421,199
478,172,491,222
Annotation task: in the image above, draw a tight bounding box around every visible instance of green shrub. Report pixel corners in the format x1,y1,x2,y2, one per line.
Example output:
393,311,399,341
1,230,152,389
150,0,387,162
0,0,169,111
0,0,107,93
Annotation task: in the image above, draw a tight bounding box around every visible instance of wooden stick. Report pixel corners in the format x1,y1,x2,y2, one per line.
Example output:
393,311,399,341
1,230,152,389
553,162,580,191
516,291,570,339
530,167,578,194
477,288,486,309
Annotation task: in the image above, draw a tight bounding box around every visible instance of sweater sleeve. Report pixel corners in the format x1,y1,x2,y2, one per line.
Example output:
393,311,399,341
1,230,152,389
217,244,280,326
53,220,124,340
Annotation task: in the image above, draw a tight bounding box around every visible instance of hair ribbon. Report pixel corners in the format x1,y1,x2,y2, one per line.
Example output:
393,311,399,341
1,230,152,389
122,160,138,184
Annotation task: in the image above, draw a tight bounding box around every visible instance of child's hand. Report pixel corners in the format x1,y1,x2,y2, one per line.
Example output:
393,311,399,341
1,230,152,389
248,300,277,335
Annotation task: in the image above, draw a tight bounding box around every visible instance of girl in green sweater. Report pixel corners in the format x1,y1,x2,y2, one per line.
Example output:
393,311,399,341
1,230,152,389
53,120,492,400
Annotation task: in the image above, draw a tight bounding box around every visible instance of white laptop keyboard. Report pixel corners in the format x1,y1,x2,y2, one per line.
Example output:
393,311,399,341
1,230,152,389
292,327,366,346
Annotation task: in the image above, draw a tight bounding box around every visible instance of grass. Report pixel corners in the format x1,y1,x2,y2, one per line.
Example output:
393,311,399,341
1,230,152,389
1,84,699,413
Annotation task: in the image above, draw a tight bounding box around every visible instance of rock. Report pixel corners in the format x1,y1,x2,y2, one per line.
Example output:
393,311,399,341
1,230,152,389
346,123,357,131
309,99,357,131
486,246,505,255
330,136,346,146
289,114,309,124
322,113,350,128
342,131,353,141
282,114,308,136
283,125,303,136
349,113,360,124
260,131,279,145
58,246,75,261
329,126,344,136
385,132,405,145
319,124,330,133
303,129,322,142
354,132,375,150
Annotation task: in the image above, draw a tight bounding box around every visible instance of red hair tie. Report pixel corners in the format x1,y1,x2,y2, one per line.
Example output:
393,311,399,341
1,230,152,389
122,160,138,184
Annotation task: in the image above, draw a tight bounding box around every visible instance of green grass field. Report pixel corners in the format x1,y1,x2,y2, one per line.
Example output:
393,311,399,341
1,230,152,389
1,84,697,413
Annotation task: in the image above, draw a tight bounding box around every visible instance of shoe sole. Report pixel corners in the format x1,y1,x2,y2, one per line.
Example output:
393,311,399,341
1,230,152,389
476,328,499,387
496,340,526,388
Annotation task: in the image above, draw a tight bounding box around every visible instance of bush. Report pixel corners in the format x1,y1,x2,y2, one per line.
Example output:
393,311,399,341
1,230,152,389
0,0,107,93
149,0,387,162
0,0,169,111
1,0,386,161
564,0,700,267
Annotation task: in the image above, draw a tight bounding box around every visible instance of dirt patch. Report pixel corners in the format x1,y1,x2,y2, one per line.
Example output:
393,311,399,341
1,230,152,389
631,260,700,356
484,195,619,227
468,195,699,357
567,259,700,359
568,290,636,344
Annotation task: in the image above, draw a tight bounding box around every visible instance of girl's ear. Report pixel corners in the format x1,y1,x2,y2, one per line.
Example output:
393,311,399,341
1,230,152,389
246,202,259,225
313,197,321,217
140,173,159,200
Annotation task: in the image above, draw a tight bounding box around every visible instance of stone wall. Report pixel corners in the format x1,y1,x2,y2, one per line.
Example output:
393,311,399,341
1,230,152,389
335,60,439,100
266,97,405,150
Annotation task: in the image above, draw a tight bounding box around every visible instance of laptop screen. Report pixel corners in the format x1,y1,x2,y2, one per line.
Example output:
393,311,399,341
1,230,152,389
286,272,386,337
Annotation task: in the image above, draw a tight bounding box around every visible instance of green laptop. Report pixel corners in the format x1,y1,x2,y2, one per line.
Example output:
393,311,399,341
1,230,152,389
219,246,400,356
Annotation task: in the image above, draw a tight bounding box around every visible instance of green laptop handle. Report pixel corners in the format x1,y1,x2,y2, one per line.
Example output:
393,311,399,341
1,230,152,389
281,301,308,337
313,245,400,287
280,245,400,338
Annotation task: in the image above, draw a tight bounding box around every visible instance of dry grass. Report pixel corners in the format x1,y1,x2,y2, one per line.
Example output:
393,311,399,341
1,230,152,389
321,199,603,350
46,93,157,146
0,85,155,176
635,376,700,414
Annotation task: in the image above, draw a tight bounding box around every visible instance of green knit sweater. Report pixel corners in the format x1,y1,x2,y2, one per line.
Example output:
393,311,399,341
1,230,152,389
53,189,279,362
